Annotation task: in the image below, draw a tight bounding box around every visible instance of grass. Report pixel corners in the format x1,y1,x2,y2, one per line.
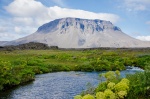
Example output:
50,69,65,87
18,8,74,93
0,48,150,91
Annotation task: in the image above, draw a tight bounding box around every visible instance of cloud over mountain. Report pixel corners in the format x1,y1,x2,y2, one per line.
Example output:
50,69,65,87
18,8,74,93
136,36,150,41
2,18,149,48
1,0,120,41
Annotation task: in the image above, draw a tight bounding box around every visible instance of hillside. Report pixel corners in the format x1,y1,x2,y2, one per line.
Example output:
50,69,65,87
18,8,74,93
1,18,150,48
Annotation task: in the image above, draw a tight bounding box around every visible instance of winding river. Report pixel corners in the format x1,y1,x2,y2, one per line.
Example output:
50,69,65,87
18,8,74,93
0,67,143,99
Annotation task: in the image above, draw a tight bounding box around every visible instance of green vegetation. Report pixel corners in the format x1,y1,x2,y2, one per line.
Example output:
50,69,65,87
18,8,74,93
126,63,150,98
74,71,130,99
0,49,150,92
74,64,150,99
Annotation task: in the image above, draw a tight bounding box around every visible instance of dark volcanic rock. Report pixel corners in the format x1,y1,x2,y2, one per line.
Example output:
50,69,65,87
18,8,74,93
0,42,53,51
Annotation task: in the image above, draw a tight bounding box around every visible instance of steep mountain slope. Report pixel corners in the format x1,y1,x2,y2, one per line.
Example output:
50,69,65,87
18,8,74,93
1,18,150,48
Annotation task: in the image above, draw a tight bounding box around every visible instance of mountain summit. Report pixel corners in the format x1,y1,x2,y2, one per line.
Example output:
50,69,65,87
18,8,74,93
1,18,150,48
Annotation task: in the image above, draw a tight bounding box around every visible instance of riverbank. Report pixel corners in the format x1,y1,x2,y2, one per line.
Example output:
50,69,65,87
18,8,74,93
75,66,150,99
0,68,144,99
0,49,150,91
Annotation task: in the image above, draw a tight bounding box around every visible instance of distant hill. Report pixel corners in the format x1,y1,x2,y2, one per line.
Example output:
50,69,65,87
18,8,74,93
0,42,55,50
1,18,150,48
0,41,8,46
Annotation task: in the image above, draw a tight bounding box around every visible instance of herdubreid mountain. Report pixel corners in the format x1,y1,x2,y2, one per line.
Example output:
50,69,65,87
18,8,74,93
1,18,150,48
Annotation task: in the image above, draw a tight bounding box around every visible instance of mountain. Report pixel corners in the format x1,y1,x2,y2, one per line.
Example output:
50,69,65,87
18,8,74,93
1,18,150,48
0,41,8,46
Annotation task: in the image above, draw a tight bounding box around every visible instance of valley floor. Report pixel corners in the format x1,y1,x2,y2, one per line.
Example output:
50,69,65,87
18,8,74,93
0,49,150,98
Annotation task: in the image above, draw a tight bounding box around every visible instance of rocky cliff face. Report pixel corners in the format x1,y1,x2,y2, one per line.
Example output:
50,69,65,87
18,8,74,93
1,18,150,48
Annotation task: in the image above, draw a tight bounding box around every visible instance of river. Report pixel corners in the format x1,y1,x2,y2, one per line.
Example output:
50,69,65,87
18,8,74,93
0,67,143,99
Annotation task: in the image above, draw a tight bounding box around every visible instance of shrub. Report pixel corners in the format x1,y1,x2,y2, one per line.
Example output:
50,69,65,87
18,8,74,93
96,92,105,99
104,89,116,99
74,95,82,99
82,94,95,99
107,82,115,90
96,82,107,92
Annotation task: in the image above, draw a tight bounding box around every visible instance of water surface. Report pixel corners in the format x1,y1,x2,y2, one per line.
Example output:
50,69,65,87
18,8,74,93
0,67,143,99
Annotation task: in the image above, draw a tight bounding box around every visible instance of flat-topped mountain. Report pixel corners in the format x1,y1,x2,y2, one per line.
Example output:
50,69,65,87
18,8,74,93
1,18,150,48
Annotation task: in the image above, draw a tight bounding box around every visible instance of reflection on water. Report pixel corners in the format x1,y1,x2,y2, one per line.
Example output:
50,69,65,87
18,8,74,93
0,67,143,99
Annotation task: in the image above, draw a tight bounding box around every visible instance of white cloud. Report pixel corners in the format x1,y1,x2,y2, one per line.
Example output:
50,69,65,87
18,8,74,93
146,21,150,25
14,26,21,33
47,6,120,23
0,26,7,32
0,18,37,41
136,36,150,41
1,0,120,41
13,17,34,26
5,0,120,24
52,0,67,7
123,0,150,11
0,32,20,41
125,0,150,4
5,0,48,17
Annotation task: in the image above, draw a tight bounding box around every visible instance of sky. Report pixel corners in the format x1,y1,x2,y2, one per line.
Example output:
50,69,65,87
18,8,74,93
0,0,150,41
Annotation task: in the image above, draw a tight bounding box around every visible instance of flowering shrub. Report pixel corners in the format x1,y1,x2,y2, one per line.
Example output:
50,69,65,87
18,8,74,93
117,91,127,98
96,92,105,99
74,71,130,99
114,79,129,92
104,89,116,99
107,82,115,90
82,94,95,99
74,95,82,99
